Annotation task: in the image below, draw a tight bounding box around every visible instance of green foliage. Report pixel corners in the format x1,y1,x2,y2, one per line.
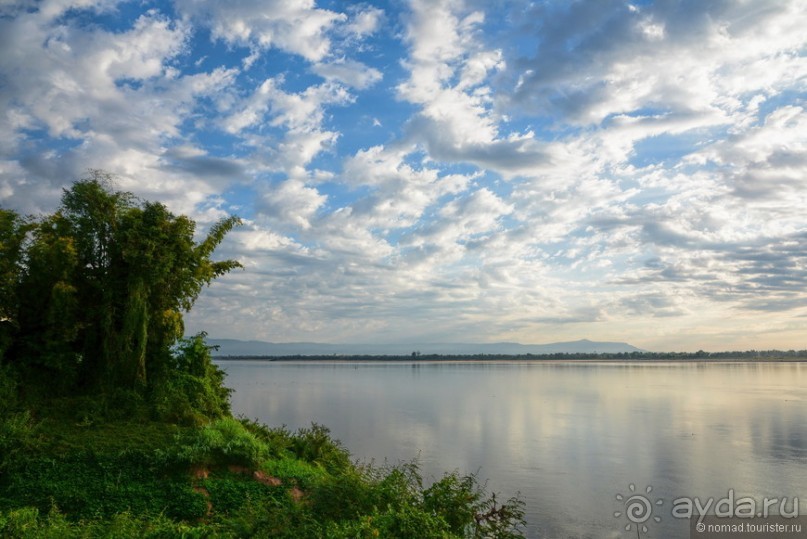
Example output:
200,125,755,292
11,214,82,389
0,506,221,538
237,418,295,459
260,456,326,489
307,460,525,539
175,418,269,468
25,390,149,428
467,492,526,539
424,471,526,539
2,171,241,402
30,415,181,457
424,471,479,535
215,495,322,538
0,364,18,415
0,449,208,522
308,465,376,522
0,411,37,473
152,333,232,425
325,504,454,539
0,209,33,362
0,413,527,539
203,475,284,516
289,423,352,473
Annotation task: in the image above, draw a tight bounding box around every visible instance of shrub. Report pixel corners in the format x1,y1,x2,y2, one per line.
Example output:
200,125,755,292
0,365,18,415
260,456,326,489
152,333,232,425
203,476,283,515
309,465,375,522
0,506,222,538
423,471,479,535
326,504,455,539
238,417,294,459
218,495,322,538
290,423,351,473
0,450,209,522
424,471,526,539
175,417,269,468
0,411,37,472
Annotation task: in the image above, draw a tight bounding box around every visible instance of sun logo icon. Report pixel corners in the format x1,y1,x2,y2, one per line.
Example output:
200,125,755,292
614,483,663,537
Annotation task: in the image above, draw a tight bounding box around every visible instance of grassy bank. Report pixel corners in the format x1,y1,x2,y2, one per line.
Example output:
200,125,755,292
0,400,525,538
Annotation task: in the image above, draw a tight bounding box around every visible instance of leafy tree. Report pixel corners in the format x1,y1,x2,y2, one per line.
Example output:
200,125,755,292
0,209,33,361
3,171,242,401
14,213,82,388
154,332,233,423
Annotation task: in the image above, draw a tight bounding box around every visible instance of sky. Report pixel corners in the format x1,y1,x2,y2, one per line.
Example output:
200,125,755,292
1,0,806,352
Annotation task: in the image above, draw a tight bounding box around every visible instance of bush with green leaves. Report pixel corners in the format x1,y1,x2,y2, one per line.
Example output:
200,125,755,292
260,456,326,489
238,417,295,458
0,411,37,473
0,449,208,522
174,417,269,468
0,364,18,415
425,471,526,538
325,503,455,539
309,459,525,539
0,506,220,539
289,423,352,473
152,333,232,425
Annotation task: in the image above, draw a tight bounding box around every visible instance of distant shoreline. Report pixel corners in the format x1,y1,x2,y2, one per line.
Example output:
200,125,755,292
214,353,807,363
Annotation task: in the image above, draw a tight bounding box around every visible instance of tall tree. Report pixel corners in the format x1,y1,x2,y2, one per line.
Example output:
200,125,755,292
16,212,81,368
0,209,33,361
8,172,242,394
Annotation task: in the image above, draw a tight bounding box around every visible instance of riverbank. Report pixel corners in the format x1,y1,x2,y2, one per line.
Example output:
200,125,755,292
0,398,526,538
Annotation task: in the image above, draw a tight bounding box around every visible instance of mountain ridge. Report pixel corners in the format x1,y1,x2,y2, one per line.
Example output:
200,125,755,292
208,338,645,356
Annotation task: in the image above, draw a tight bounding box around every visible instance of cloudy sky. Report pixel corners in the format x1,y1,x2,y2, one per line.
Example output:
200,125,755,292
1,0,806,351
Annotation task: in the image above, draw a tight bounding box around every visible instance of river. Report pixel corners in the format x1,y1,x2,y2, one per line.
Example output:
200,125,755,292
218,360,807,538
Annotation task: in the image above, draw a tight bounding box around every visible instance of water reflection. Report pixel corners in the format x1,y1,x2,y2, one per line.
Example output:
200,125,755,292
219,361,807,539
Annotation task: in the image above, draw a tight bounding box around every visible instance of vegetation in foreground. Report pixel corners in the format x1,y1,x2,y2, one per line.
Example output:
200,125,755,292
0,401,525,538
0,174,525,538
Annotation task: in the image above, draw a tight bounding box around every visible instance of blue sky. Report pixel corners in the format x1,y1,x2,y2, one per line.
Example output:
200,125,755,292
1,0,806,351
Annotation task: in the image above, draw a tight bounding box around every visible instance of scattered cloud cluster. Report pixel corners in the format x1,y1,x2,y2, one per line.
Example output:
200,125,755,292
1,0,806,351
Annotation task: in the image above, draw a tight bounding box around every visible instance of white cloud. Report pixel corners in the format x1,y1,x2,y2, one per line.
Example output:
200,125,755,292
0,7,234,213
342,5,383,37
312,58,382,89
505,0,807,127
341,144,473,229
0,10,188,140
224,78,351,135
37,0,120,21
222,77,353,180
697,105,807,211
2,0,806,350
435,188,513,241
257,179,327,230
174,0,345,62
394,0,557,177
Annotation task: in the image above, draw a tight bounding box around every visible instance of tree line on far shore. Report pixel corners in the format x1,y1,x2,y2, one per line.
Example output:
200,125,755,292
216,349,807,361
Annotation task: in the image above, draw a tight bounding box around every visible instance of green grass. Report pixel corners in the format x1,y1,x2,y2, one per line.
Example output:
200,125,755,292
260,456,326,489
0,397,526,538
34,417,183,455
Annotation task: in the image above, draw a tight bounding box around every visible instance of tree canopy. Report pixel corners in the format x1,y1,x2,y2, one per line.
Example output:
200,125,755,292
0,171,241,405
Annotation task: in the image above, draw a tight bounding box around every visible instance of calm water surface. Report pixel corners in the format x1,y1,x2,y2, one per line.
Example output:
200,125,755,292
218,360,807,538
